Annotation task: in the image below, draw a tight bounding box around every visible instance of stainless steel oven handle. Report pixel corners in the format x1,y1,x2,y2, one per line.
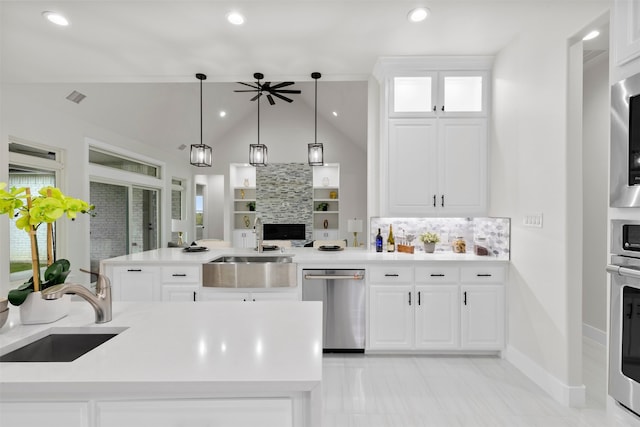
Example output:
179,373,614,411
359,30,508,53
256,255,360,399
607,264,640,279
304,274,364,280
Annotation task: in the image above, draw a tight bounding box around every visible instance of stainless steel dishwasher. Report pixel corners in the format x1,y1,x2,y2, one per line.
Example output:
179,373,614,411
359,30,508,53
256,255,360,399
302,269,365,352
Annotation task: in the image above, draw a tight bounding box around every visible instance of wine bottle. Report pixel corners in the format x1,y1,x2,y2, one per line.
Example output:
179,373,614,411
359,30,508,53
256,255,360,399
387,225,395,252
375,228,383,252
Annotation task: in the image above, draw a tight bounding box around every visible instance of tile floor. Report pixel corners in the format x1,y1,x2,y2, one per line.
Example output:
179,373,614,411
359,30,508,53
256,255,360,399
321,338,639,426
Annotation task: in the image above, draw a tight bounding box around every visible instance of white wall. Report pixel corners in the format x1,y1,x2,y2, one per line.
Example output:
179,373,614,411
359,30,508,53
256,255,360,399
490,2,608,405
0,84,195,294
582,53,609,335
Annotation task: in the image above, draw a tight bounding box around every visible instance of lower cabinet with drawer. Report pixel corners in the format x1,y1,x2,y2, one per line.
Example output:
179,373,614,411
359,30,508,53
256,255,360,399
107,264,201,302
367,263,505,353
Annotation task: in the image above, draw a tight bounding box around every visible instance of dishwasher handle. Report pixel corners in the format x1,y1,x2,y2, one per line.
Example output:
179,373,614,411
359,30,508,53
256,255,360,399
304,274,365,280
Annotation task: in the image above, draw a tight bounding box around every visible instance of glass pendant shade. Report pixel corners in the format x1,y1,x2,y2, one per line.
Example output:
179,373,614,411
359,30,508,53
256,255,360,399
190,73,212,167
190,143,212,167
308,142,324,166
249,143,268,167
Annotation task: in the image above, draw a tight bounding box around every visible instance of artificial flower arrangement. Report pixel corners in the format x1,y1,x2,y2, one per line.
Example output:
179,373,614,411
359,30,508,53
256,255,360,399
418,231,440,244
0,183,94,306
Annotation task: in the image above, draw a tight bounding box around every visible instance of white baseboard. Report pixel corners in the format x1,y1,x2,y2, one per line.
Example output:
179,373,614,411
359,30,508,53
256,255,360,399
505,345,586,407
583,323,607,347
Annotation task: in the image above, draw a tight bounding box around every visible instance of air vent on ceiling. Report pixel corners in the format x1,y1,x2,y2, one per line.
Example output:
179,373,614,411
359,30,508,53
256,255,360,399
66,90,86,104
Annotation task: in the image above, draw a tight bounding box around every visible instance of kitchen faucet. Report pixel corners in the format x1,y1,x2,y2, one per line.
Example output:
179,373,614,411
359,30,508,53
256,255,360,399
41,268,112,323
254,216,263,253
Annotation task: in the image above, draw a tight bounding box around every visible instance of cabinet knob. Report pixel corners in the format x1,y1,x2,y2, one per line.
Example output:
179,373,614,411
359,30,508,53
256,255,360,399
408,292,412,306
433,105,436,112
441,105,445,112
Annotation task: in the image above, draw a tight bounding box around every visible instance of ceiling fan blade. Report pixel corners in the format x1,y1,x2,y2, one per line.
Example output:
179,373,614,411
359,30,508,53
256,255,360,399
272,92,294,103
234,89,260,92
250,93,262,102
237,82,259,89
267,94,275,105
273,89,301,94
269,81,295,89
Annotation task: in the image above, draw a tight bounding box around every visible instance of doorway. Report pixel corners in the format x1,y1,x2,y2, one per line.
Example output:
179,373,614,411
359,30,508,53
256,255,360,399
89,181,159,273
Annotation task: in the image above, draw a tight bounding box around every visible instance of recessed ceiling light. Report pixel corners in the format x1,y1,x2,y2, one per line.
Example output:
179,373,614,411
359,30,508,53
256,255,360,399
332,111,338,117
42,11,69,26
583,30,600,41
407,7,429,23
219,111,227,118
226,12,245,25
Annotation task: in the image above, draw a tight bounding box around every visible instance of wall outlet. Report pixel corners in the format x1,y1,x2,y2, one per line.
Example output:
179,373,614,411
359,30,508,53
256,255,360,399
523,213,543,228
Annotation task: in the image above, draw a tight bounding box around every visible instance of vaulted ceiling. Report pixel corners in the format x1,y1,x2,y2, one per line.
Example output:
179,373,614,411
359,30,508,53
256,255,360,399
0,0,609,152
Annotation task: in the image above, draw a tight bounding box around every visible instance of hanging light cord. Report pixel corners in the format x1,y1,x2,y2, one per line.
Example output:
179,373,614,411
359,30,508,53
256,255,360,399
199,77,203,145
314,77,318,143
257,80,261,144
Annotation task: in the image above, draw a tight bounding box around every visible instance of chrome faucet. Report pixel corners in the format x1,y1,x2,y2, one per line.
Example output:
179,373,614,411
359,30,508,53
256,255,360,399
41,269,112,323
254,216,263,253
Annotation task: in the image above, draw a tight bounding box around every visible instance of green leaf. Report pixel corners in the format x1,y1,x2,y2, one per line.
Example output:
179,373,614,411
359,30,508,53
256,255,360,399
8,287,33,306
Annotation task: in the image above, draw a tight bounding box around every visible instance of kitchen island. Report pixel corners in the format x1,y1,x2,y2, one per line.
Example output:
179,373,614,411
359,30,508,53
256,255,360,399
0,300,323,427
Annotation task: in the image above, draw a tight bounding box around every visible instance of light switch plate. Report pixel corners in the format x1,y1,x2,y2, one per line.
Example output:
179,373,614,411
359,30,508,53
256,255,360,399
523,212,543,228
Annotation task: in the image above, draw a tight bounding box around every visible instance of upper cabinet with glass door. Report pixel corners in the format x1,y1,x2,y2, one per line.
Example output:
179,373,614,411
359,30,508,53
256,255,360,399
390,71,489,118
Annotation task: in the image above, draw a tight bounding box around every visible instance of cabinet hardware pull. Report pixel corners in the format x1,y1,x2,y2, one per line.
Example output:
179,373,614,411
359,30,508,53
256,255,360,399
441,195,444,207
433,105,436,112
430,274,445,277
385,273,399,277
127,269,142,272
172,273,187,277
441,105,445,111
418,291,421,305
193,291,196,302
433,194,436,207
463,291,467,305
408,292,412,306
477,274,492,277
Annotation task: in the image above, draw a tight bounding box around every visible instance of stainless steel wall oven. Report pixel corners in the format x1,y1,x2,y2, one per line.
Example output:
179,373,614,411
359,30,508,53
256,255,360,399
607,220,640,417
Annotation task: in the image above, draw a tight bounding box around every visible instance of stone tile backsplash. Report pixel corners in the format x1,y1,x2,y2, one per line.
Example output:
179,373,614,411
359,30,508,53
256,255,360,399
370,217,510,259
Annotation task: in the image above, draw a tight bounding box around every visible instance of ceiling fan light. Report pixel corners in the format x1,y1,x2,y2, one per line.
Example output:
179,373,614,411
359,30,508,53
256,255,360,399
190,144,212,167
249,143,268,167
308,143,324,166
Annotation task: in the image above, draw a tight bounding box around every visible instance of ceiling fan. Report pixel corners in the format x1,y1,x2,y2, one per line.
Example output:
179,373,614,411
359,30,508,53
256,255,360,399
235,72,301,105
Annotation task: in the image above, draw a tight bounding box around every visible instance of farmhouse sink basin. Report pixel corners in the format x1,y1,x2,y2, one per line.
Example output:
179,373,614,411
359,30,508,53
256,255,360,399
204,256,297,288
0,327,127,362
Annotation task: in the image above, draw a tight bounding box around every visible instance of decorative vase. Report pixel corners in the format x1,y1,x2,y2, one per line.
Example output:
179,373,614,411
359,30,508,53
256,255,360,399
243,215,250,228
323,219,329,229
423,242,436,253
19,291,70,325
243,178,250,187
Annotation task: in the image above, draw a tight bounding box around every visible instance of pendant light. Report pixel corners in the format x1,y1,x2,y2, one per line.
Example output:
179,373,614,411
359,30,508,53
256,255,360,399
308,72,324,166
190,73,213,167
249,73,268,167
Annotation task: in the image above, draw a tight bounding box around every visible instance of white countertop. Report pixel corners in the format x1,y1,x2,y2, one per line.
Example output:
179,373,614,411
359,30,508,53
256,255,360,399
0,300,323,400
100,247,509,266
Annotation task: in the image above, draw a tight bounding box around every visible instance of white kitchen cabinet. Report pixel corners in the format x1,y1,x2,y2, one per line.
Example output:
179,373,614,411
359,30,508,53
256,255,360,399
390,70,489,117
233,229,257,249
614,0,640,67
369,284,414,349
313,229,339,241
387,118,487,216
162,284,197,301
1,401,89,427
414,285,459,349
96,399,293,427
110,266,160,301
197,289,299,302
107,264,201,302
368,263,505,352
